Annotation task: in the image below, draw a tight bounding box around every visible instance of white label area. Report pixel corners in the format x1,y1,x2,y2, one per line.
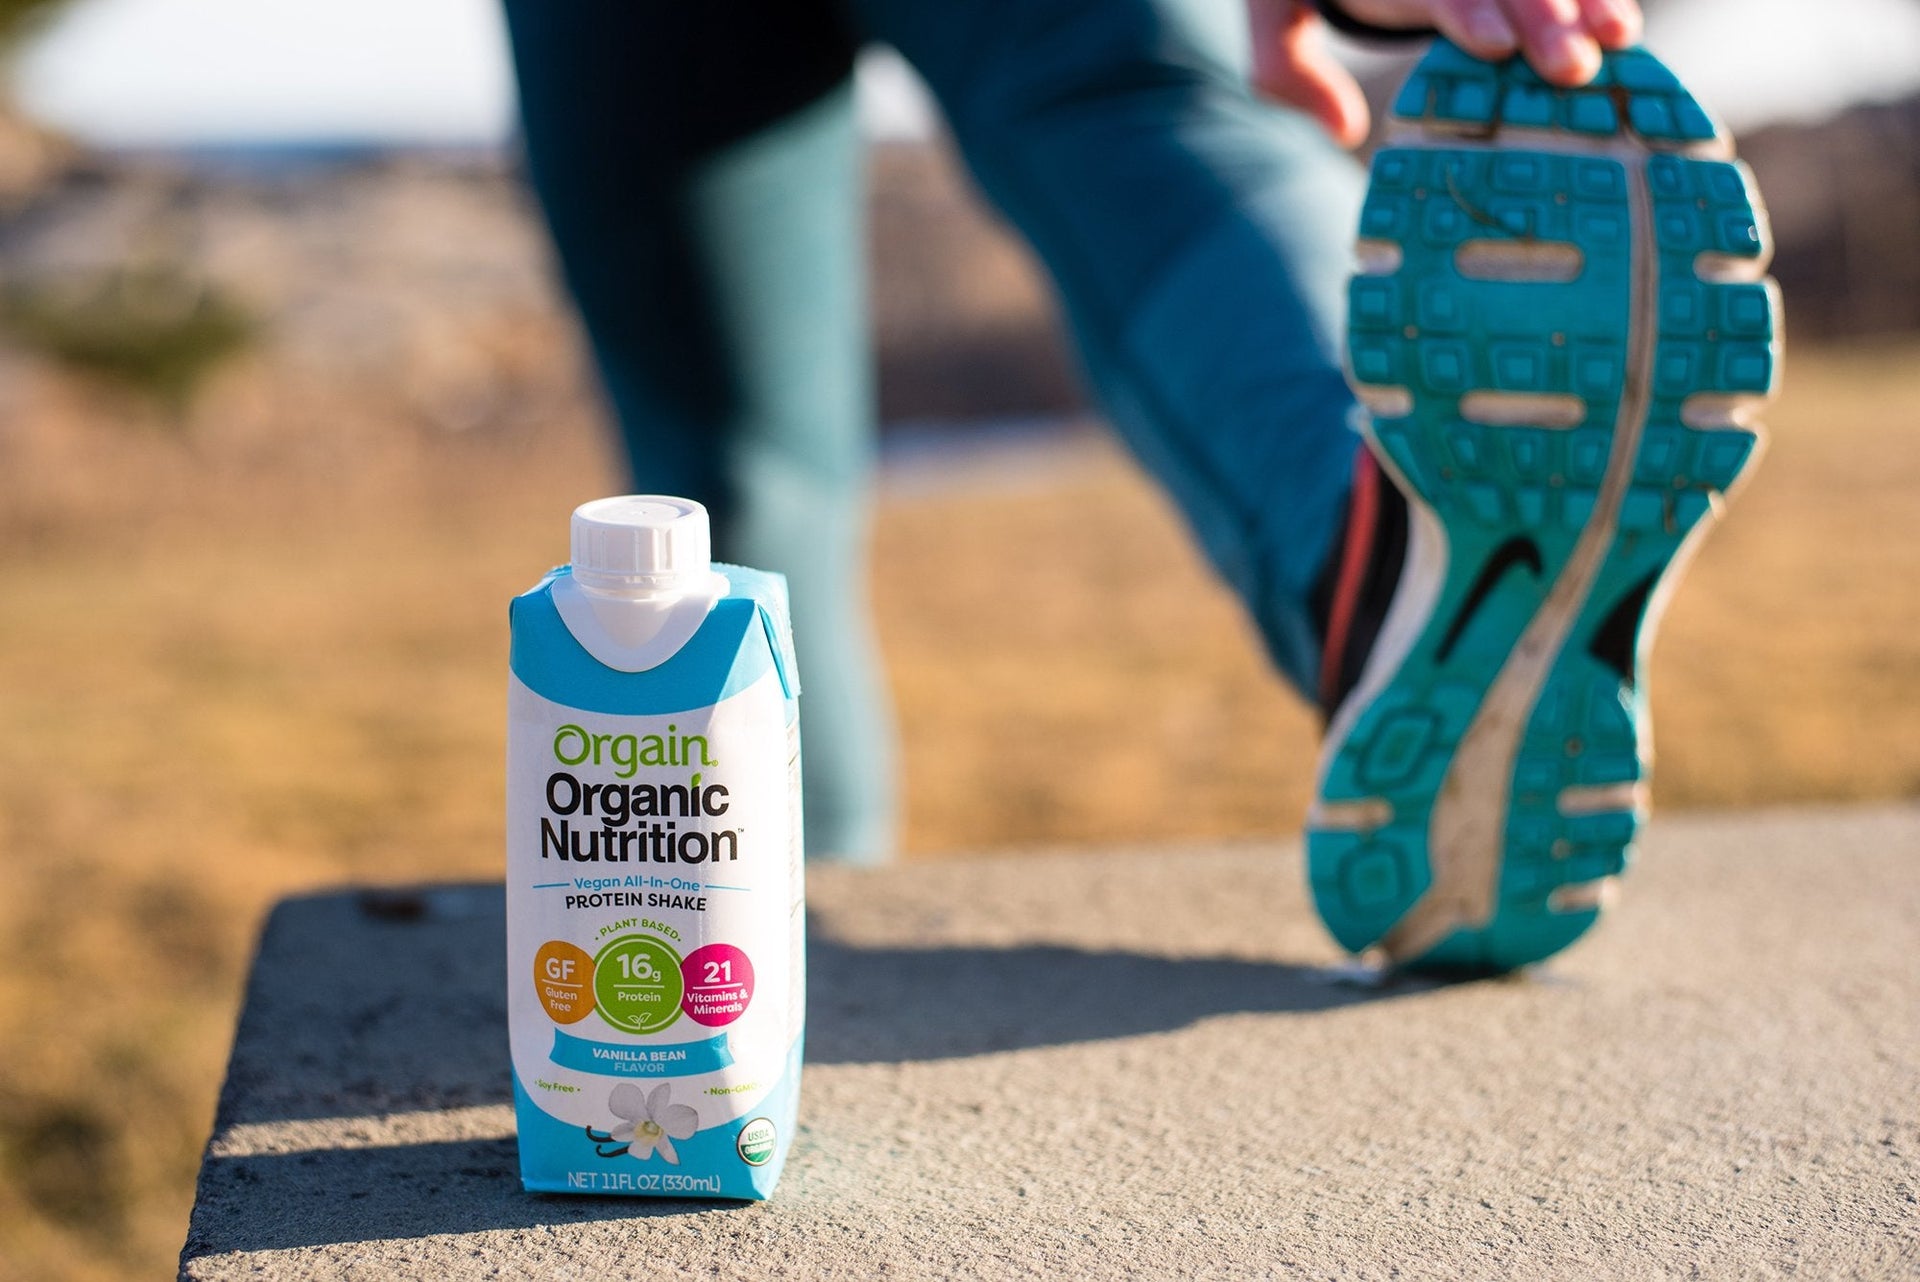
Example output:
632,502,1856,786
505,668,800,1136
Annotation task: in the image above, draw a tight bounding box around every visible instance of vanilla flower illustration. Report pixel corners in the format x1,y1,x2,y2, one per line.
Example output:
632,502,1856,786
607,1083,699,1164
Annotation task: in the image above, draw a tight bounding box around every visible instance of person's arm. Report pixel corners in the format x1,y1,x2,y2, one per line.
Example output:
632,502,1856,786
1249,0,1643,147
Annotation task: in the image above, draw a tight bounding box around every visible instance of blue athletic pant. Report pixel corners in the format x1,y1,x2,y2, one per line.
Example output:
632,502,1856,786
502,0,1366,863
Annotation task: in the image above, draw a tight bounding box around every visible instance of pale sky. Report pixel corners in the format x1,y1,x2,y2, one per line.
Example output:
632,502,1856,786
12,0,1920,148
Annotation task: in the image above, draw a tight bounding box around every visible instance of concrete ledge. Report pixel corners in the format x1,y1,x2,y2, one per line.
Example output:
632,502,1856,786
182,806,1920,1278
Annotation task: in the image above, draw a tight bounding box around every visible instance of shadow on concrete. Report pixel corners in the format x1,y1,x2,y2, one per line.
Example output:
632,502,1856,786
805,929,1430,1064
185,882,1446,1259
213,885,1434,1129
183,1136,751,1260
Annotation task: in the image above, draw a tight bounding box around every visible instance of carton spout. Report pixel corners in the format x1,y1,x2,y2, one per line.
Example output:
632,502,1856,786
555,496,728,671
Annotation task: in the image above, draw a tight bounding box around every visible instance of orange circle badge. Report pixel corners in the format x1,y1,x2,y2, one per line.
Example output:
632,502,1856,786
533,940,596,1024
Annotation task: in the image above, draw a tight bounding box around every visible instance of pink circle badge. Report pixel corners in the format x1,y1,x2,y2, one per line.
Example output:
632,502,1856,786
679,944,755,1027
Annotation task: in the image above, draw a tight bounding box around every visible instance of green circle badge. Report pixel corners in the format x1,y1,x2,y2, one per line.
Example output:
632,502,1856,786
592,934,685,1034
736,1117,777,1166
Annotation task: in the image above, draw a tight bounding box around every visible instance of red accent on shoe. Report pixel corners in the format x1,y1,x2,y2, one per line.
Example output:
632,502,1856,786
1319,448,1380,715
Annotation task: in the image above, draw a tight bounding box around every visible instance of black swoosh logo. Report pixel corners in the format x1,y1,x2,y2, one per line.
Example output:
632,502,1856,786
1436,535,1545,663
1587,569,1661,687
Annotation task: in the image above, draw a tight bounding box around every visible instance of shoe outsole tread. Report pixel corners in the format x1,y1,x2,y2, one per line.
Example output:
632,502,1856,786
1309,40,1777,974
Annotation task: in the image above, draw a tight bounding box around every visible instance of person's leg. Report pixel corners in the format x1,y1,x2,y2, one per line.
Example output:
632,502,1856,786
855,0,1366,695
502,3,896,862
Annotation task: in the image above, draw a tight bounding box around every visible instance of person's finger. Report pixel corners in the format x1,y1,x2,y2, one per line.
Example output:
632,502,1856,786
1497,0,1602,85
1427,0,1520,61
1249,2,1373,147
1340,0,1632,86
1575,0,1642,49
1345,0,1637,54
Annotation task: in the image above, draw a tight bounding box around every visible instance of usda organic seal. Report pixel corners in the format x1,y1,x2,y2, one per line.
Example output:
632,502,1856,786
736,1117,777,1166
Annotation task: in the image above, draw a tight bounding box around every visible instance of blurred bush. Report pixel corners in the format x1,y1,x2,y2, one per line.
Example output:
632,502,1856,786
0,0,62,49
0,265,255,416
0,1094,128,1238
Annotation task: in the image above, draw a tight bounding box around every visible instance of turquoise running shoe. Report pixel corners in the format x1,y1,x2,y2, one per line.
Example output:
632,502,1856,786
1308,40,1779,973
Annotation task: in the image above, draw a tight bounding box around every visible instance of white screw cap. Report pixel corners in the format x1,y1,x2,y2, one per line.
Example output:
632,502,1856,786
570,495,713,584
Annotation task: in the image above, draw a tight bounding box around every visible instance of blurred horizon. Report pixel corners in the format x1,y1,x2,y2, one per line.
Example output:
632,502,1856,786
10,0,1920,149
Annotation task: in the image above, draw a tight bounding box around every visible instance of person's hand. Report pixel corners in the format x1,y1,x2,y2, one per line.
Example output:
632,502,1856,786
1247,0,1643,148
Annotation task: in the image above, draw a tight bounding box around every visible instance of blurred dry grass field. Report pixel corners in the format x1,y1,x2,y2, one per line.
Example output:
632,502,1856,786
0,334,1916,1279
